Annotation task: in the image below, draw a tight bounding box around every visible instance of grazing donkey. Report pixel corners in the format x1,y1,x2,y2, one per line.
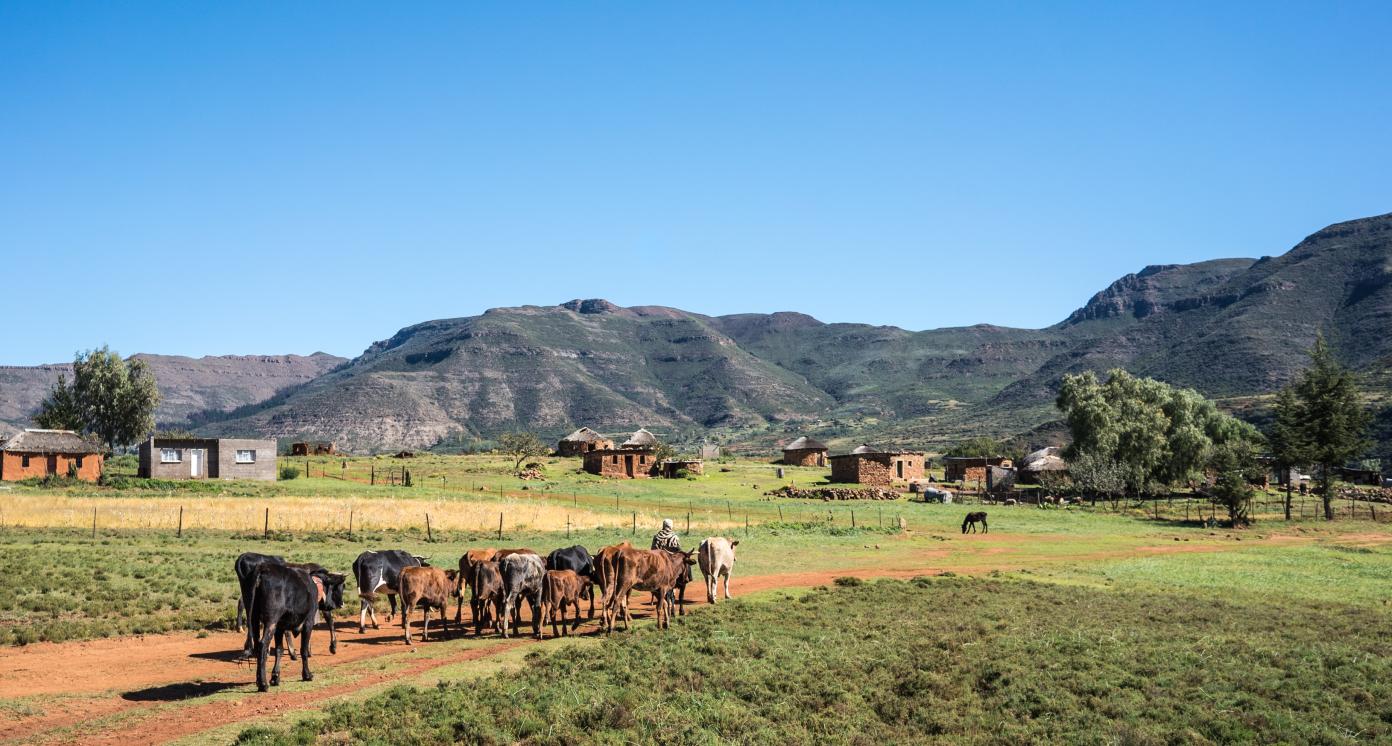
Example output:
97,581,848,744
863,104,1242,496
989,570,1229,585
961,511,989,534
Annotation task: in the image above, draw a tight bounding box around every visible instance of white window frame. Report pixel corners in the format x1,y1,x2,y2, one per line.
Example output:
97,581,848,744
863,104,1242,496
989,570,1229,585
235,449,256,464
160,448,182,463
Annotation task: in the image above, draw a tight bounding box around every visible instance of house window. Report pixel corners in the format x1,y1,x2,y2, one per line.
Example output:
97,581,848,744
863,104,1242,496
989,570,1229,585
612,455,618,464
21,455,30,468
161,448,182,463
640,455,646,464
75,456,84,469
236,450,256,464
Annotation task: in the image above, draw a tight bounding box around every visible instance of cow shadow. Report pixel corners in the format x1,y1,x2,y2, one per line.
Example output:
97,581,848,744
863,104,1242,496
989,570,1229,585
121,680,242,702
189,648,249,662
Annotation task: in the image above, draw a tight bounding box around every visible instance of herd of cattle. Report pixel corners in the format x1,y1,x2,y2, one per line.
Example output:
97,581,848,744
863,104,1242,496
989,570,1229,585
235,538,739,691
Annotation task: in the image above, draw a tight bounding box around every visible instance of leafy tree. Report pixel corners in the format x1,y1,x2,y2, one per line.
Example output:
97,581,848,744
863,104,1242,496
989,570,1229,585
1208,439,1262,527
1269,336,1371,520
499,431,548,473
35,348,160,451
1057,369,1263,497
1068,449,1126,505
1268,386,1304,520
652,441,678,464
944,437,1003,459
33,373,83,431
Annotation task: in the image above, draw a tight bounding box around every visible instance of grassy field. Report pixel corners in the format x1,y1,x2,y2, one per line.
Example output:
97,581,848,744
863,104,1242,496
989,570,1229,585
236,575,1392,745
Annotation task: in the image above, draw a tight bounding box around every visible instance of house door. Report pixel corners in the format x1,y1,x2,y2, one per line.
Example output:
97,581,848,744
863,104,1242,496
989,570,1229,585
624,454,634,478
47,455,58,475
896,461,904,479
189,450,202,478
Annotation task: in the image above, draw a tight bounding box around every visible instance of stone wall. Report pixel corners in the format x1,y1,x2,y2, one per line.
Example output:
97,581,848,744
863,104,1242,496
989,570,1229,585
830,453,925,486
782,448,827,467
559,438,614,457
583,449,654,479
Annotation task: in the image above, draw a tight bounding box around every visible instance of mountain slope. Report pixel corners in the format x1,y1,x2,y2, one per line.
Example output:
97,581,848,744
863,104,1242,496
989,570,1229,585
0,353,346,436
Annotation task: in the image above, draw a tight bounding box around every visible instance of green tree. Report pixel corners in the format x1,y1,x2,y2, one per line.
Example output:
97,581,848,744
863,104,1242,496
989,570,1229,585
1067,449,1126,506
499,431,548,474
944,437,1002,459
1268,386,1304,520
1208,439,1262,527
1057,369,1263,497
1270,336,1371,520
35,348,160,452
33,373,83,431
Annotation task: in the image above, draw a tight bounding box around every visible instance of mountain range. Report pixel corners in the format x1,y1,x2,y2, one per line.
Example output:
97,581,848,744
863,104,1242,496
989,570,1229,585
3,212,1389,459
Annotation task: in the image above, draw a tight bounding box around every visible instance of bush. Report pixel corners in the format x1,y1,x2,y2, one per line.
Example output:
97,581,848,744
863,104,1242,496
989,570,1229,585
279,465,300,480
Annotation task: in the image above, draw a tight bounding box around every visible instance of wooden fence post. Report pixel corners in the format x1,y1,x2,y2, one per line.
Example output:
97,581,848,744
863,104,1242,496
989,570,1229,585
851,510,856,529
348,509,354,537
264,507,269,538
91,507,97,539
177,506,183,538
425,513,433,542
632,512,636,535
686,512,690,534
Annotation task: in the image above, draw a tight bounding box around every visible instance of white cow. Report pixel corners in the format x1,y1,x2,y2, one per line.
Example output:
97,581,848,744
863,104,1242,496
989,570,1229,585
697,537,739,604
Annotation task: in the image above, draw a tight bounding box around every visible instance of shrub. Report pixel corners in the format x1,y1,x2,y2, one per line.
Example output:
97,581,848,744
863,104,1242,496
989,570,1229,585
279,465,300,480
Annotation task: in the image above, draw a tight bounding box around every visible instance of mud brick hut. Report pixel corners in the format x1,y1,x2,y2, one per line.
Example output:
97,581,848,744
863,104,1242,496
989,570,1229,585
557,427,615,457
829,448,926,487
781,436,829,467
659,459,704,478
0,429,103,482
944,456,1012,484
582,428,660,479
291,441,336,456
139,436,277,481
1017,447,1068,485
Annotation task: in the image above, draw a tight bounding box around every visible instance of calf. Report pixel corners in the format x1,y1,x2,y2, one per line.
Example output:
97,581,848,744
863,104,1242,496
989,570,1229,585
399,566,457,645
454,548,498,623
248,565,345,692
499,553,546,639
470,560,505,636
605,548,696,633
352,550,427,633
539,569,588,638
697,537,739,605
546,545,596,618
235,552,285,657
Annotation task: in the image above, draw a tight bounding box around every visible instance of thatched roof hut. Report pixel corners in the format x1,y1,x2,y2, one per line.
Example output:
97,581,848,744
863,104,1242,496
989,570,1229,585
622,428,659,449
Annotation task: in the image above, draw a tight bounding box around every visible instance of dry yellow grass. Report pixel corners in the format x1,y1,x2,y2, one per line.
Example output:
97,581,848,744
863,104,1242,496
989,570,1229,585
0,494,660,533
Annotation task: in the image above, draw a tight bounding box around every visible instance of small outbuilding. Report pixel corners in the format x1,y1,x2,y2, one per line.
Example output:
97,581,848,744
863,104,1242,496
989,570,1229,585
557,427,616,456
583,448,656,479
944,456,1012,484
0,429,103,482
782,436,829,467
659,459,704,478
139,437,277,481
1017,447,1068,485
291,441,336,456
829,449,925,487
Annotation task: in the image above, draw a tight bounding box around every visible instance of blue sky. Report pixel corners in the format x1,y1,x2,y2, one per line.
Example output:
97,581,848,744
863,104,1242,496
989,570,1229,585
3,2,1389,364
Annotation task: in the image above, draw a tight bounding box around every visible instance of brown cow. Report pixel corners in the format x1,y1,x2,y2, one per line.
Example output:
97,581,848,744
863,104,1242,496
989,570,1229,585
399,566,456,646
493,548,537,563
604,547,696,633
539,569,588,638
470,560,505,636
455,548,498,623
593,541,632,613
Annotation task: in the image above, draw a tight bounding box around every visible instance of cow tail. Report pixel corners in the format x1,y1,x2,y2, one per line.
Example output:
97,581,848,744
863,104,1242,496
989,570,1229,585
248,571,264,651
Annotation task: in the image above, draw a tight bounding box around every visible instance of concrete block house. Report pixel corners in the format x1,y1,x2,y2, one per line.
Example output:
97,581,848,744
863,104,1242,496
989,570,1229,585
557,427,615,457
138,436,277,481
829,447,925,486
0,429,103,482
781,436,829,467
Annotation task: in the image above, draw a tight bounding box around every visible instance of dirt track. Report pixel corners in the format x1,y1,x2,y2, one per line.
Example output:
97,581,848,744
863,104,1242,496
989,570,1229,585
0,530,1359,745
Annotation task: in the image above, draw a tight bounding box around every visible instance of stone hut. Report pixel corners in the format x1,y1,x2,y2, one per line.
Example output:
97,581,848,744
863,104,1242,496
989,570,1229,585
139,436,277,481
0,429,103,482
291,441,336,456
829,449,926,487
557,427,615,457
1017,447,1067,485
582,428,661,479
781,436,829,467
944,456,1012,484
659,459,704,478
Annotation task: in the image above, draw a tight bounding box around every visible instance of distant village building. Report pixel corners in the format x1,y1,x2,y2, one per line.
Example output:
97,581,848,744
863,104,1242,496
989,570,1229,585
659,459,704,478
557,427,615,456
698,444,722,460
291,441,336,456
582,428,660,479
139,437,277,481
1016,447,1067,485
829,448,926,487
944,456,1012,484
0,429,103,482
781,436,829,467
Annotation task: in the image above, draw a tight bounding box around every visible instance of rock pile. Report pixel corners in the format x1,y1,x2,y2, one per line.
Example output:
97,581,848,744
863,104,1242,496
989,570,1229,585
765,485,901,501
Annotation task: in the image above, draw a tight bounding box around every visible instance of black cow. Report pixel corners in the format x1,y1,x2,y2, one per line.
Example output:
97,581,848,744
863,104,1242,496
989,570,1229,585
352,550,427,633
546,545,596,618
236,552,285,657
248,564,346,692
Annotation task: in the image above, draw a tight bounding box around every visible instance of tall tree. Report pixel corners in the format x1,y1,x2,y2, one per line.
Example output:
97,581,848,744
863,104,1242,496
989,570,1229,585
1267,386,1304,520
35,347,160,451
499,431,548,474
1271,336,1371,520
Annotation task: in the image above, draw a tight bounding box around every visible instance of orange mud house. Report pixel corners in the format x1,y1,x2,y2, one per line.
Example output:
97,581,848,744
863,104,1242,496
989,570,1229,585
0,429,103,482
